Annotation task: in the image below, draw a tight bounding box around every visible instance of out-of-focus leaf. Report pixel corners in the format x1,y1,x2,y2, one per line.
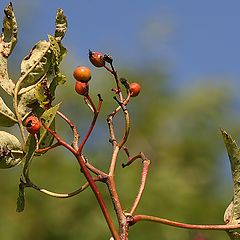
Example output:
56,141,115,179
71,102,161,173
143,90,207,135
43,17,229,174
0,97,17,126
54,8,68,41
19,40,51,89
0,131,23,169
16,182,25,212
222,129,240,225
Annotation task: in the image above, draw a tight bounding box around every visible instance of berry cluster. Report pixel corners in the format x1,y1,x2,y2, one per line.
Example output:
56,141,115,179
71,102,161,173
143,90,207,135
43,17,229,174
73,50,141,97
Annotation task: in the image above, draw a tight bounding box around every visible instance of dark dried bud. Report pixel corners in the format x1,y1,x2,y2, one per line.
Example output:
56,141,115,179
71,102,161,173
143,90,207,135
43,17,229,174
103,54,113,64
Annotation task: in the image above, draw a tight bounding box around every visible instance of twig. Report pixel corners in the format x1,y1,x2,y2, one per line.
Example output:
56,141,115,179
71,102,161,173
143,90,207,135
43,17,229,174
85,94,97,113
77,95,103,154
75,154,120,240
42,123,76,154
35,142,61,154
57,110,79,150
130,215,240,231
27,176,102,198
129,155,150,215
82,155,108,177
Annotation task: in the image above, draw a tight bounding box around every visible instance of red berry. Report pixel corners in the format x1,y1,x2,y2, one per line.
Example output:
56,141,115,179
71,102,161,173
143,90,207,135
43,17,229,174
129,82,141,97
25,116,41,134
89,50,105,67
75,81,89,96
73,66,91,82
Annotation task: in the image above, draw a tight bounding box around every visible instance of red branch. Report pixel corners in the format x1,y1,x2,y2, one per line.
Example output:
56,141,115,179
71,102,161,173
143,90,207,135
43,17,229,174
131,215,240,230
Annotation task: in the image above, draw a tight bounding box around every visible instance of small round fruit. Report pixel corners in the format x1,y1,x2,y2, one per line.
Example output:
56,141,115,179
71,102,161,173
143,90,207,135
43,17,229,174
73,66,91,82
25,116,41,135
129,82,141,97
89,50,105,67
75,81,89,96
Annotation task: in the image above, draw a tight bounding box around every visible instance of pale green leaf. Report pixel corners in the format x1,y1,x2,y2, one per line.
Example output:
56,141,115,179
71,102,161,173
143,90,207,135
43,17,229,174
0,57,15,95
17,88,37,117
19,40,51,89
0,131,23,169
0,97,17,126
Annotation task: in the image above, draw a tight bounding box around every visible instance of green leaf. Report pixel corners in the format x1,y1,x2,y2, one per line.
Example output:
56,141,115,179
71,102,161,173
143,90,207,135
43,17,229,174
22,135,36,180
34,81,51,109
54,8,68,41
221,129,240,225
0,131,23,169
16,182,25,212
49,73,66,99
48,34,67,74
38,103,60,150
0,97,18,126
19,40,51,89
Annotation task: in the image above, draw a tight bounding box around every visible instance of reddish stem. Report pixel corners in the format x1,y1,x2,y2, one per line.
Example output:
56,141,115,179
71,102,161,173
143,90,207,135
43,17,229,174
42,123,75,154
130,158,150,215
35,142,61,153
77,95,103,154
131,215,240,230
57,111,79,149
76,154,120,240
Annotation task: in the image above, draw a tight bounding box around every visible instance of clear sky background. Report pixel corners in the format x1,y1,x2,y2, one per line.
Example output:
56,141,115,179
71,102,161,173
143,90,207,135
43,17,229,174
0,0,240,88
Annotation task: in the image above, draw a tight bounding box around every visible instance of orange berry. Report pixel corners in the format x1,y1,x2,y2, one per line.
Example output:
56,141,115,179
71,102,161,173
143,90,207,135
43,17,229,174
73,66,91,82
129,82,141,97
89,50,105,67
25,116,41,134
75,81,89,96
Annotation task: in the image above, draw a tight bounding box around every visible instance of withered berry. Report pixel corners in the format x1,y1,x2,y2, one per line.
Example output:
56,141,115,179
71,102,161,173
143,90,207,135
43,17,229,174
89,50,105,67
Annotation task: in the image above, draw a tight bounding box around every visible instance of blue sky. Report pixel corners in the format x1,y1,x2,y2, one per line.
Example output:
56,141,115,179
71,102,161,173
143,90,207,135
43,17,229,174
1,0,240,87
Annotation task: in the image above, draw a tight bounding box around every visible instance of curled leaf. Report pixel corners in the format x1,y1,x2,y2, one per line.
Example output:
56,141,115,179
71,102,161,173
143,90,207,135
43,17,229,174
0,3,17,95
54,9,68,41
0,131,23,169
0,97,17,126
2,2,18,56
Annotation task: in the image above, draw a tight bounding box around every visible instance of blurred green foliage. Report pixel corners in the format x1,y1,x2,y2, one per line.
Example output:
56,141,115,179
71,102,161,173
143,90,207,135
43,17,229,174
0,64,238,240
